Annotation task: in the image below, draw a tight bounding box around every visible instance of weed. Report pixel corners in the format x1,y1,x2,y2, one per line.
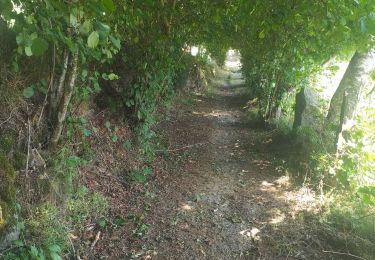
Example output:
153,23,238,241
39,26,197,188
105,121,119,143
322,195,375,242
126,166,152,184
123,140,132,150
66,186,108,231
3,187,108,259
111,216,127,228
26,203,68,251
3,243,62,260
133,222,150,238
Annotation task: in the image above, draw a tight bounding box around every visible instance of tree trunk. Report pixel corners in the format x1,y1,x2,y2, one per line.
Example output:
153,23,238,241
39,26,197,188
265,84,278,120
48,50,69,122
50,51,79,148
326,50,375,130
293,87,306,130
325,49,375,152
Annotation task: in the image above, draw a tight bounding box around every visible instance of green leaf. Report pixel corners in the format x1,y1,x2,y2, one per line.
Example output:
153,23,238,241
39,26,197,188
14,240,24,247
112,216,126,226
97,22,111,34
110,35,121,50
87,31,100,48
80,20,92,35
82,69,88,78
23,86,34,98
101,73,108,80
30,33,37,40
48,244,61,253
16,34,23,45
259,30,265,39
29,245,39,257
111,134,118,143
97,217,108,228
108,73,119,80
123,140,132,150
137,110,142,120
93,82,101,92
16,221,25,230
102,0,116,12
25,46,32,56
360,18,367,33
70,12,78,27
97,22,111,41
66,156,81,168
31,38,49,56
82,128,91,137
50,252,62,260
40,250,46,260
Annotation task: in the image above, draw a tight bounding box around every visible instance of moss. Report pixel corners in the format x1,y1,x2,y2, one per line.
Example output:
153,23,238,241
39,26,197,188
0,152,16,237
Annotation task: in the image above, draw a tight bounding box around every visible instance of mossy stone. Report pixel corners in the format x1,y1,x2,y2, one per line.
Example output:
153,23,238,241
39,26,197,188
0,153,16,237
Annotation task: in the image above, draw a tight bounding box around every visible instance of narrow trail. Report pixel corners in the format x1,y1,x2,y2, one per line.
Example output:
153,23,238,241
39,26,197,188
134,59,322,259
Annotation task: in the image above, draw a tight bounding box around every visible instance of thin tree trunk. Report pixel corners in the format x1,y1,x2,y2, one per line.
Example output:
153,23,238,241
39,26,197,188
50,50,79,148
55,50,70,109
49,50,69,121
293,87,306,130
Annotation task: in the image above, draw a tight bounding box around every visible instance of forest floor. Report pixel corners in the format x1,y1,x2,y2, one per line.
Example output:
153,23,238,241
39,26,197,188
81,59,361,259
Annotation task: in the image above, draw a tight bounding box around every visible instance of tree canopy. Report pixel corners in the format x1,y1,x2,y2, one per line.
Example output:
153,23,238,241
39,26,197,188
0,0,375,258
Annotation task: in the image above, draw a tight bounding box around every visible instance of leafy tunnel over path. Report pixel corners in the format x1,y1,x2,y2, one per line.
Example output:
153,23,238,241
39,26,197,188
0,0,374,258
79,53,372,259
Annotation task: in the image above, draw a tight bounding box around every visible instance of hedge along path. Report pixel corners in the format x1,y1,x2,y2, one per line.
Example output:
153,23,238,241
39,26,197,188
120,55,345,260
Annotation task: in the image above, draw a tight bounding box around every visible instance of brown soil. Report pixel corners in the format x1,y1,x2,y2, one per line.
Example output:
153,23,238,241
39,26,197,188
80,66,353,259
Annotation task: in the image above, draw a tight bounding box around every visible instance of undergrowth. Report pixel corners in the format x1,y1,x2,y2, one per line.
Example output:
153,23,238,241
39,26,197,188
270,121,375,259
3,187,108,260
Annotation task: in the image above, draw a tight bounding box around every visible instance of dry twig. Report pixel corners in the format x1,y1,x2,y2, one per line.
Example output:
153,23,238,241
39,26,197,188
90,231,101,250
25,118,31,176
322,250,367,260
68,234,76,258
0,107,17,127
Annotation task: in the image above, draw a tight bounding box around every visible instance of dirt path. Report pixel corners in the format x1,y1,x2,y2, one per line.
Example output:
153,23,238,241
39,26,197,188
128,63,323,259
83,56,368,260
